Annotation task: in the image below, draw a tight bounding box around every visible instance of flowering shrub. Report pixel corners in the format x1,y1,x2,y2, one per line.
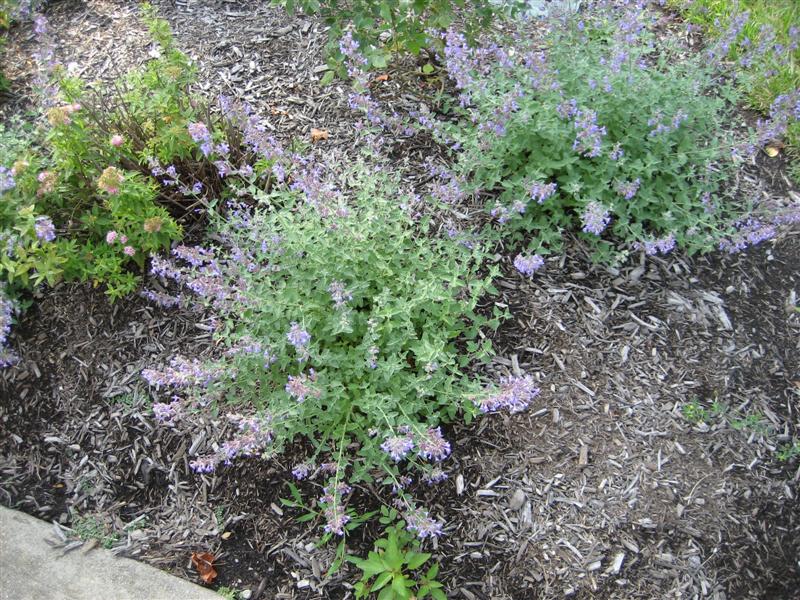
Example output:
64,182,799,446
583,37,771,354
0,5,250,308
412,0,798,263
142,150,540,538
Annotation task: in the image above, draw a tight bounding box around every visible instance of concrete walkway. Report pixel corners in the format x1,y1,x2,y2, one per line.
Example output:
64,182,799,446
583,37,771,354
0,506,221,600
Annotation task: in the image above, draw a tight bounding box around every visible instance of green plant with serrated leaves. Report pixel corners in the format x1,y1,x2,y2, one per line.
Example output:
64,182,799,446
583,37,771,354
348,506,445,600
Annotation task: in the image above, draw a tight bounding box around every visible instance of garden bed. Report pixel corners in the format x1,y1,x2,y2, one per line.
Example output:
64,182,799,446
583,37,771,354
1,1,798,599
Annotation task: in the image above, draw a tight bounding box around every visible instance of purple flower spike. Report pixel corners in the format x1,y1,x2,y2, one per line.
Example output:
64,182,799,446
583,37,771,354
580,202,611,236
477,375,540,414
34,216,56,242
404,508,444,539
381,434,415,462
417,427,451,462
514,254,544,277
287,322,311,350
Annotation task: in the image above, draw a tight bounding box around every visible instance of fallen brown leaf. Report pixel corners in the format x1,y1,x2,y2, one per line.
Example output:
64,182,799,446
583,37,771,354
191,551,218,584
311,128,329,143
373,73,389,83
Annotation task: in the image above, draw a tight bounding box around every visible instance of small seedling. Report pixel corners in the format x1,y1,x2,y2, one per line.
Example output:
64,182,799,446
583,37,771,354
681,399,709,424
71,515,119,549
216,586,239,600
776,441,800,462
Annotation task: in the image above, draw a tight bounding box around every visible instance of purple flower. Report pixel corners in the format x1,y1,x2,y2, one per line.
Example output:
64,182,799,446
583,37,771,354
423,467,448,485
609,144,624,161
513,254,544,277
285,372,320,402
323,504,350,536
718,218,777,253
328,280,352,308
33,15,47,35
142,356,223,388
34,216,56,242
614,178,641,200
287,322,311,350
0,288,18,368
140,289,183,309
635,233,676,256
404,508,443,539
173,245,216,268
417,427,451,462
381,433,415,462
572,109,606,157
0,166,14,192
150,255,184,281
292,463,311,480
189,455,217,474
366,345,379,369
153,398,182,425
580,202,611,235
476,375,540,414
188,122,211,143
529,181,558,204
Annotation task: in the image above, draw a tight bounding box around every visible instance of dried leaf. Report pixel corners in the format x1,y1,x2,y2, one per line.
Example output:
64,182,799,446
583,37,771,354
221,531,232,540
764,145,780,158
191,551,218,584
310,128,329,143
373,73,389,83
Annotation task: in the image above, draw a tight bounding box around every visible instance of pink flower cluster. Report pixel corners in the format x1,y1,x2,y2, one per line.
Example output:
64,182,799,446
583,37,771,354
105,230,134,256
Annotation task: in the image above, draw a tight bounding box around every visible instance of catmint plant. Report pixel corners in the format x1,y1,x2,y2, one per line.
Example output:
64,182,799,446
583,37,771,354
416,0,798,263
142,148,537,539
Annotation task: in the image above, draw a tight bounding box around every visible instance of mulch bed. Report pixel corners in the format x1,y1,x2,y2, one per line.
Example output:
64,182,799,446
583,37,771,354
1,1,799,599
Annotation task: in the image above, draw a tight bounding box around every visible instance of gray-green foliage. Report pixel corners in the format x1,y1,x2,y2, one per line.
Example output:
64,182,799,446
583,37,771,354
150,152,500,490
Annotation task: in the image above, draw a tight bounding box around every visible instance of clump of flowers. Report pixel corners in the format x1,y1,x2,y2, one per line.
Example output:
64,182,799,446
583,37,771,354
513,254,544,277
410,1,799,263
97,166,124,195
0,286,18,368
33,216,55,242
142,155,529,540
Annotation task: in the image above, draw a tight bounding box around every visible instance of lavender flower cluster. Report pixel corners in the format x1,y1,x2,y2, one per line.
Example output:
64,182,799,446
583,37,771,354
475,375,540,414
142,356,224,389
189,413,275,474
320,480,353,536
0,288,18,368
380,425,451,463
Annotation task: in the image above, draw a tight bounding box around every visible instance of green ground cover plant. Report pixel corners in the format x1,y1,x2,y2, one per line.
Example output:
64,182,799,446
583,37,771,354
348,507,445,599
668,0,799,168
0,5,260,363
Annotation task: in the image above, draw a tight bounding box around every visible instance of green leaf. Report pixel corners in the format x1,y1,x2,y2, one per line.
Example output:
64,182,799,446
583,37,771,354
372,571,393,591
431,589,447,600
406,552,431,570
371,53,389,69
377,585,394,600
421,63,435,74
320,70,335,86
391,575,411,598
